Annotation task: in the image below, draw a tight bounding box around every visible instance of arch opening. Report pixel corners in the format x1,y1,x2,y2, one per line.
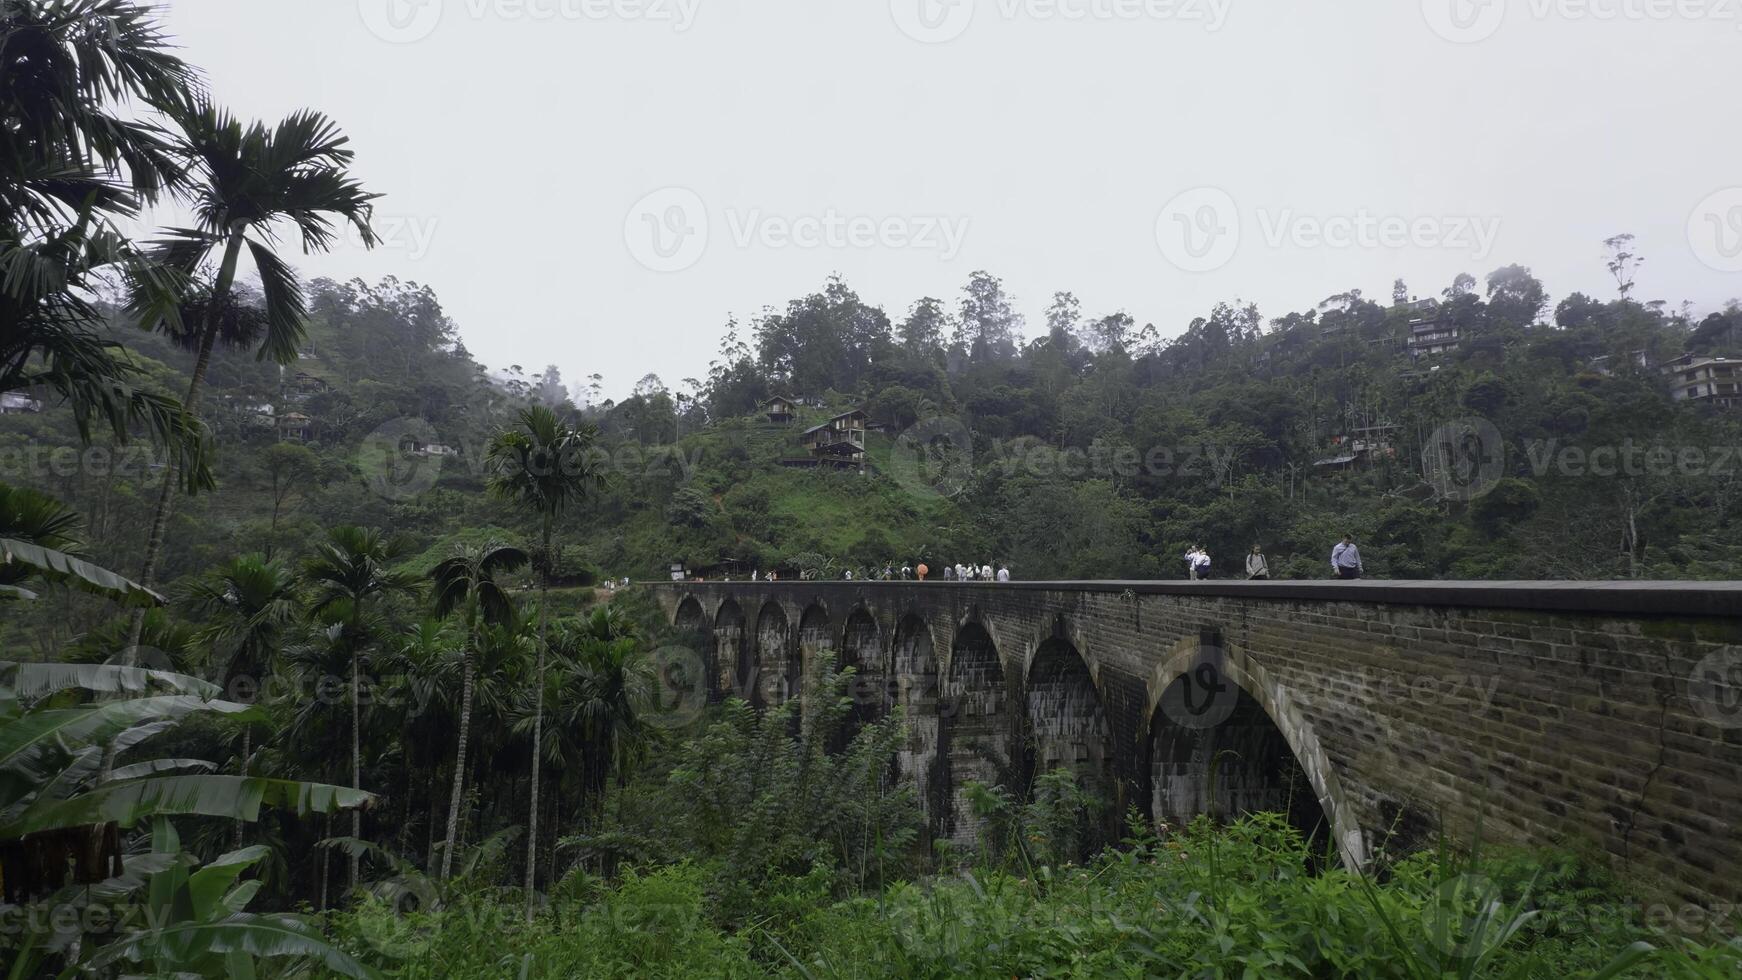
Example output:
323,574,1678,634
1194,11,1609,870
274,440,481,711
836,607,887,749
1025,638,1116,857
944,622,1014,847
674,596,705,633
1147,661,1331,859
893,614,945,840
712,600,747,703
754,601,796,709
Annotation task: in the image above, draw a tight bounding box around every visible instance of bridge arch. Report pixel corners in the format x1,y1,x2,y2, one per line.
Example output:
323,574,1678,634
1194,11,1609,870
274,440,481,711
893,613,946,839
840,605,889,735
673,595,706,633
712,599,748,703
754,600,797,709
1143,632,1364,869
1026,636,1117,855
944,619,1016,846
798,600,834,679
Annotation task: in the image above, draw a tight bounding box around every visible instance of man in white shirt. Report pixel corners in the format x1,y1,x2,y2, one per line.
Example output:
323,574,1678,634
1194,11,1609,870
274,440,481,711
996,565,1010,583
1331,535,1363,580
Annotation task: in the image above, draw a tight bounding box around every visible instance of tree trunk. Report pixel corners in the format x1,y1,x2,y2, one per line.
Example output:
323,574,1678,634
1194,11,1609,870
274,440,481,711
107,235,246,782
351,645,362,895
120,232,246,667
524,517,552,921
441,614,478,880
233,726,250,850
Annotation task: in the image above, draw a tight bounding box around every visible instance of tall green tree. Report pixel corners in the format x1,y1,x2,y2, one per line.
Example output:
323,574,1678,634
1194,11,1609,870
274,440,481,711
301,526,419,893
124,98,379,668
485,407,603,917
179,554,300,845
428,541,527,880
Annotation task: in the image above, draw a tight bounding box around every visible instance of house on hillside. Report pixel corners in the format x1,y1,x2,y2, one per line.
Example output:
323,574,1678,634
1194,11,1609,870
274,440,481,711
0,392,43,414
764,395,799,425
283,372,330,404
1662,354,1741,407
783,409,868,471
1407,315,1460,358
276,412,314,443
1312,424,1398,470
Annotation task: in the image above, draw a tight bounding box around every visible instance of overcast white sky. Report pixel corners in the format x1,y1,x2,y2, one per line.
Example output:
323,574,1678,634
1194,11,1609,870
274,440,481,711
154,0,1742,400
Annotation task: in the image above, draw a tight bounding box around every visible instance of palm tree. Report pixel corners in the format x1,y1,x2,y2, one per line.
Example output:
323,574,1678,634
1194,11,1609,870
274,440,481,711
1,1,206,465
539,607,651,824
121,98,379,669
179,554,299,846
486,406,604,916
301,526,419,893
429,541,528,880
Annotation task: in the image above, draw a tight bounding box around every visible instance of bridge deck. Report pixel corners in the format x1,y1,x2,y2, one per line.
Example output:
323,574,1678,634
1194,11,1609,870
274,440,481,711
648,579,1742,617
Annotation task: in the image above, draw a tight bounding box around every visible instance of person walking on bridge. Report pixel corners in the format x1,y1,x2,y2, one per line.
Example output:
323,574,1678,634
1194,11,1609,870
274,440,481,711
1246,545,1270,580
1331,535,1363,580
996,564,1010,583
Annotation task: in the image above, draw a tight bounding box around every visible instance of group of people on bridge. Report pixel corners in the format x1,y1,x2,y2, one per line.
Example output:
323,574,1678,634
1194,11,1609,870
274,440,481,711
1184,535,1365,581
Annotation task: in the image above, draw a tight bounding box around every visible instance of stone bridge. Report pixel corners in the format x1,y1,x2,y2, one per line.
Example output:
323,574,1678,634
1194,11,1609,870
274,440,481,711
648,580,1742,905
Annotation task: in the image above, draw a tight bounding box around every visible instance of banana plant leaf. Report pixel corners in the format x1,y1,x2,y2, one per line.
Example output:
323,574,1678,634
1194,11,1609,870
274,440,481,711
82,913,380,979
0,662,222,700
0,775,373,837
1,696,260,783
0,537,164,607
